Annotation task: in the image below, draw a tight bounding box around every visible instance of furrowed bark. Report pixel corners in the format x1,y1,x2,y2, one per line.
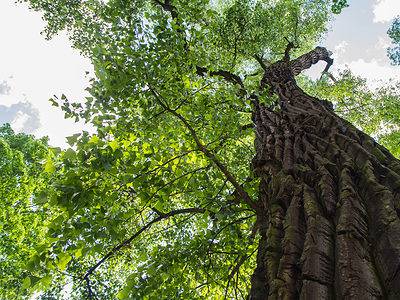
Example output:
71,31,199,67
249,46,400,299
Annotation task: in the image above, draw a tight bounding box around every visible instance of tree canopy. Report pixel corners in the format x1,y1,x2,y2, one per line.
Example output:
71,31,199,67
2,0,399,299
0,124,50,299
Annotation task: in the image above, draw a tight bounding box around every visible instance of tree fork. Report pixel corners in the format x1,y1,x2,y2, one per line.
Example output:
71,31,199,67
249,46,400,299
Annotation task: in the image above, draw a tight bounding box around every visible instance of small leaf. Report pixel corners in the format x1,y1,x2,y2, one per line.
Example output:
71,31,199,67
75,248,83,259
57,253,72,271
44,159,56,173
49,98,59,107
34,192,48,204
66,133,81,146
89,135,100,144
64,149,76,160
21,276,31,290
109,140,119,151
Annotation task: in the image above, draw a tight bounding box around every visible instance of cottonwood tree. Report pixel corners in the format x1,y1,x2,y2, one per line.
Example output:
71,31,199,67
11,0,400,299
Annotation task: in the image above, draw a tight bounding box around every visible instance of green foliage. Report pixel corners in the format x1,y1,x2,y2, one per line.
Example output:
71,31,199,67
388,17,400,65
0,124,51,299
299,71,400,158
331,0,348,14
14,0,335,298
4,0,399,299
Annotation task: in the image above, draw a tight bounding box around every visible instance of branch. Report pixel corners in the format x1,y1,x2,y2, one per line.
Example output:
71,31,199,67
196,66,245,90
154,2,246,94
140,165,211,210
284,38,296,61
321,71,337,83
82,207,205,280
85,277,94,299
253,54,267,71
148,86,257,211
153,0,178,19
153,0,247,94
152,0,188,50
228,249,257,284
290,46,334,76
224,248,258,299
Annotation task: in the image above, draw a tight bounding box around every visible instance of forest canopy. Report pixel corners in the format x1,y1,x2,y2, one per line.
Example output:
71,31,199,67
2,0,400,299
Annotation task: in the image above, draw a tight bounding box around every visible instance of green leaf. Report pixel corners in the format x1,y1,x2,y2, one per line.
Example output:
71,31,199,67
21,276,31,290
44,159,56,173
64,148,76,160
117,288,130,300
109,139,119,151
66,133,81,146
48,98,59,107
57,253,72,271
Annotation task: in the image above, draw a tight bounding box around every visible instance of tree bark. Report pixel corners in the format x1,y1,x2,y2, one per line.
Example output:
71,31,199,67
249,47,400,299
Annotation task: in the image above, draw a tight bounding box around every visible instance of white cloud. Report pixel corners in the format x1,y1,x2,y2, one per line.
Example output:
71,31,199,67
337,58,400,89
376,36,391,50
0,101,41,133
334,41,348,54
373,0,400,23
0,2,94,147
333,40,349,63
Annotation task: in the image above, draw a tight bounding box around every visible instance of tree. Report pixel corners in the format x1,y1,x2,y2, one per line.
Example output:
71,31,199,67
0,124,50,299
9,0,400,299
388,16,400,65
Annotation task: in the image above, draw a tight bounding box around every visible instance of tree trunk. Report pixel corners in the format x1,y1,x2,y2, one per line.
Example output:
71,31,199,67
249,47,400,299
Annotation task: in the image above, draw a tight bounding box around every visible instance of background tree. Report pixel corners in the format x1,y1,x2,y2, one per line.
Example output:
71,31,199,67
0,124,50,299
300,70,400,158
388,16,400,65
4,0,398,299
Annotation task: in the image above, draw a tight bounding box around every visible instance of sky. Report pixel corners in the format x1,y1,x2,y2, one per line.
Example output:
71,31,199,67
0,1,93,147
306,0,400,85
0,0,399,148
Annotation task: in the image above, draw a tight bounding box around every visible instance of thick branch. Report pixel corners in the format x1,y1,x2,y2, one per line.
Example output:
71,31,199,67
290,46,333,76
82,207,205,280
253,55,267,71
284,39,295,61
152,0,188,51
196,66,245,90
153,0,178,19
148,86,257,210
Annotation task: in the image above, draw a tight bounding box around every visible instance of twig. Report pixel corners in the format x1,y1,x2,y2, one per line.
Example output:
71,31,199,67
223,247,258,299
85,276,94,300
321,71,337,83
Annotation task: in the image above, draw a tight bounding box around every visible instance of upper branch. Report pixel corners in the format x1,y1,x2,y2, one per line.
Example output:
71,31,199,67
153,1,247,94
196,66,246,90
284,39,296,61
253,54,267,71
290,46,333,76
148,86,257,211
153,0,178,20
